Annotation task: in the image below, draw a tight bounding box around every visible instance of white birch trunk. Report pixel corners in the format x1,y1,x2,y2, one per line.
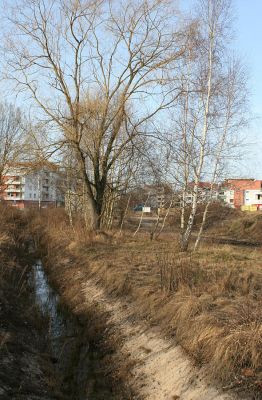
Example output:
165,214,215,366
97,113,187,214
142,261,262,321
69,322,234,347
181,21,215,251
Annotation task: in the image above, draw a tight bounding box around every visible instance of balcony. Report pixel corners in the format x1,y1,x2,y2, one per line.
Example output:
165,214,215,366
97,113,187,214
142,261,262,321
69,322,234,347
5,195,24,200
5,180,22,185
4,188,24,193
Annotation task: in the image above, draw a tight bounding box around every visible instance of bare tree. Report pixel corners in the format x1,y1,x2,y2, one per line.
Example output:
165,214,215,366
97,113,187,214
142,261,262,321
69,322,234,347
193,57,248,250
179,0,227,250
0,102,25,186
4,0,188,229
166,0,246,251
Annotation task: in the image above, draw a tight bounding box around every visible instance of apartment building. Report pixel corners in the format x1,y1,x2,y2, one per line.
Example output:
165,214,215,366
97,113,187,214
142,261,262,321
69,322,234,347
184,182,222,205
0,162,64,209
223,178,262,210
183,179,262,210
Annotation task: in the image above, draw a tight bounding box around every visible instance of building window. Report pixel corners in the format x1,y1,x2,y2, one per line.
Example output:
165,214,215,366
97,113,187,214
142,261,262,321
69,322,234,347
34,193,36,198
258,194,262,200
230,199,234,203
29,193,32,198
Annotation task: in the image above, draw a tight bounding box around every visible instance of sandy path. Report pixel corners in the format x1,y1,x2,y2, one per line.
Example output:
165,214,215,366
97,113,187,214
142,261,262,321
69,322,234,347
80,277,239,400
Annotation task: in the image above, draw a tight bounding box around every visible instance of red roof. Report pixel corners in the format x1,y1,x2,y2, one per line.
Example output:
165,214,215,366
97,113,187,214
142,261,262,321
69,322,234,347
188,181,220,189
5,161,58,171
223,179,262,190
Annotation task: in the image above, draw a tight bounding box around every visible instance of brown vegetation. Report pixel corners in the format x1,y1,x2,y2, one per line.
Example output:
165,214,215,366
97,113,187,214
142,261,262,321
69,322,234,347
31,208,262,399
0,205,60,399
167,203,239,231
213,212,262,243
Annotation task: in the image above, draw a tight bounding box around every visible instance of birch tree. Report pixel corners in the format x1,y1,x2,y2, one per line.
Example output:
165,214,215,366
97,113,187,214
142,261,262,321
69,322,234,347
193,57,248,250
167,0,245,250
179,0,220,250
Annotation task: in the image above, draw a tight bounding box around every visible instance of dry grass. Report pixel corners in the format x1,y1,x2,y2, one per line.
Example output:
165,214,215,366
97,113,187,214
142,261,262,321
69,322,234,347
209,211,262,243
34,209,262,397
0,205,61,399
154,247,262,386
167,203,239,231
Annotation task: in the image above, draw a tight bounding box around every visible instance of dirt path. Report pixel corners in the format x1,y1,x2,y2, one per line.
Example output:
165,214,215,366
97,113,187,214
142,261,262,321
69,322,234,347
80,277,238,400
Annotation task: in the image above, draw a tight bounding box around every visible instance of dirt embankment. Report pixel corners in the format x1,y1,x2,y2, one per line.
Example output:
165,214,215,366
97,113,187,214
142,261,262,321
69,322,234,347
0,208,60,400
213,212,262,243
41,260,237,400
34,209,262,400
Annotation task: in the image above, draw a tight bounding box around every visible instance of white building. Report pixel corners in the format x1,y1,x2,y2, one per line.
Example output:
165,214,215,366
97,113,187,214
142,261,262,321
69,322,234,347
0,163,63,208
218,189,235,207
244,190,262,209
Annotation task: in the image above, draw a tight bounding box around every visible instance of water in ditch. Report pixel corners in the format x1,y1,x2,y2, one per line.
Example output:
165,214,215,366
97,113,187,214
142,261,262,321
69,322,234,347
32,260,115,400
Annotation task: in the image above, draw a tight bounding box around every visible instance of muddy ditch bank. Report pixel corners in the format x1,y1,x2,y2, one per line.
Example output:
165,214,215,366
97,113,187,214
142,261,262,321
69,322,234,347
37,250,138,400
0,244,58,399
0,242,131,399
38,242,255,400
31,259,120,400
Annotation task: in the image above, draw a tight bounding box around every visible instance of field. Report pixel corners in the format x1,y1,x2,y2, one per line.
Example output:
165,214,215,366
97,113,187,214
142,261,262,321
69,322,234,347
0,204,261,398
33,208,262,399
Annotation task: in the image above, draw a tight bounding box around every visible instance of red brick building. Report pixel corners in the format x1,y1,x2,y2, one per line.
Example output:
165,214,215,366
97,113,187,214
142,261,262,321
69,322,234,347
224,179,262,209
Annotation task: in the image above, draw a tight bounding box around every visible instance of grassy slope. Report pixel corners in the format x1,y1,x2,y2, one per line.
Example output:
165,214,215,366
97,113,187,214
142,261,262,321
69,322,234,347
34,209,262,398
217,213,262,242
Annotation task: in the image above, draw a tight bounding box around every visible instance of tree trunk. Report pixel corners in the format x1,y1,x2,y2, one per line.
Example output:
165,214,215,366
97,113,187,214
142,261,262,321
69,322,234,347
119,194,131,233
180,195,197,251
150,208,161,241
194,201,209,251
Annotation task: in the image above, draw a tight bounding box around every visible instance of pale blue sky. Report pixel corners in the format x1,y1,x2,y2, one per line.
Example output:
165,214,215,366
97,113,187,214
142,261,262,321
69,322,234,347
233,0,262,177
235,1,262,116
1,0,261,177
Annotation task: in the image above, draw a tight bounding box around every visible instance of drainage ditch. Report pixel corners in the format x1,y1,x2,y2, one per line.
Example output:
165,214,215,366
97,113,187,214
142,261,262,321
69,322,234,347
32,260,116,400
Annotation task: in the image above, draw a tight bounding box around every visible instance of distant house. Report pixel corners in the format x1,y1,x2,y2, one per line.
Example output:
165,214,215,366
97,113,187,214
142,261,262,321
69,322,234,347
185,182,221,205
0,162,64,209
185,178,262,210
133,179,262,212
222,178,262,210
143,184,174,209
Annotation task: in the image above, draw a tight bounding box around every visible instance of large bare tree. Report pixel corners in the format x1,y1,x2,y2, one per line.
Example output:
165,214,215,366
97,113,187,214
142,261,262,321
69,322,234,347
4,0,188,229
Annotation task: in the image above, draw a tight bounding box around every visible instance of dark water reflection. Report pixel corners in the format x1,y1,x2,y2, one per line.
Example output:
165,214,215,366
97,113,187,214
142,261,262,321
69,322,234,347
32,260,115,400
34,260,66,339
